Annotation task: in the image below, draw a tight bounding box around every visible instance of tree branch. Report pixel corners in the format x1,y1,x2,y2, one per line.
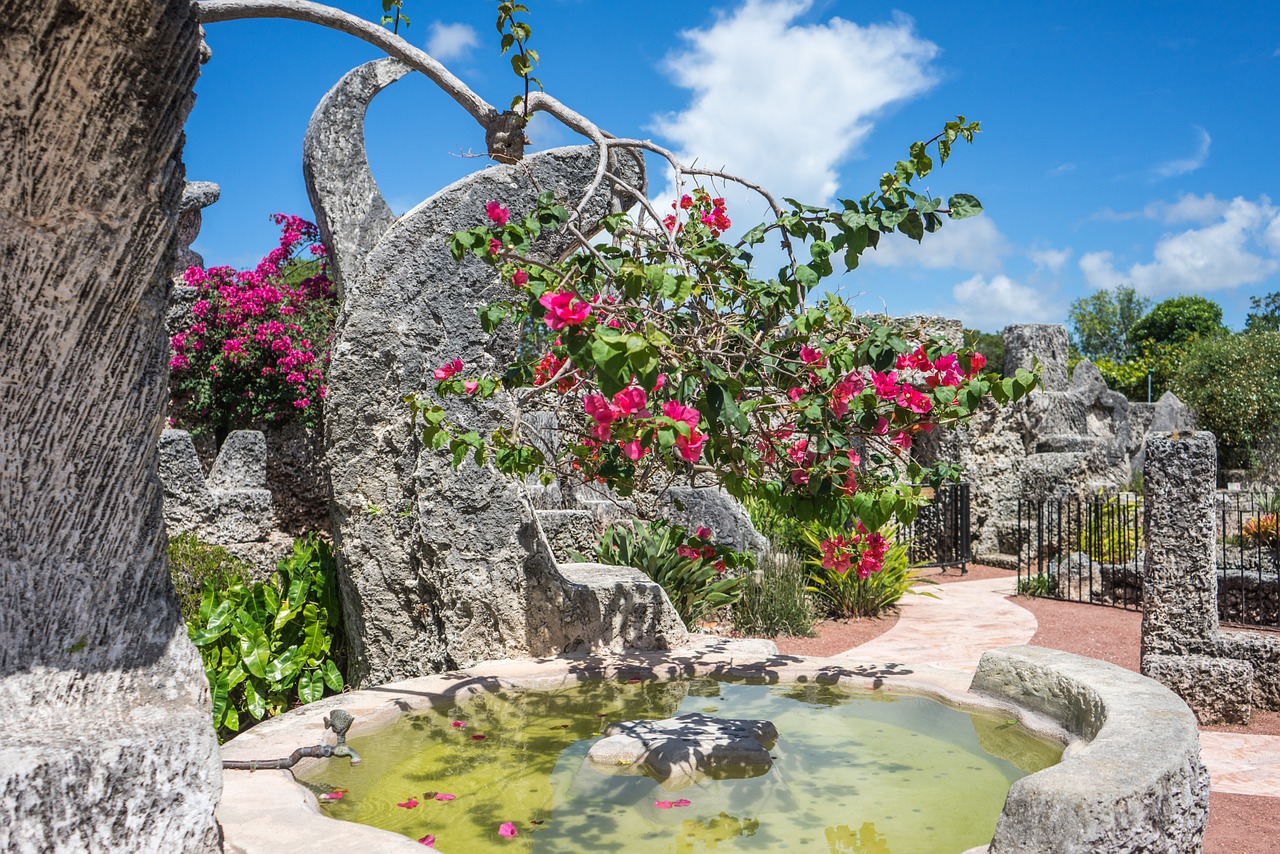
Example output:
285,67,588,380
196,0,499,127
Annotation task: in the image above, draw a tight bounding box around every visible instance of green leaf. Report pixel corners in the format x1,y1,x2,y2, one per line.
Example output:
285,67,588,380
321,659,344,693
898,210,925,242
947,193,983,220
297,669,323,705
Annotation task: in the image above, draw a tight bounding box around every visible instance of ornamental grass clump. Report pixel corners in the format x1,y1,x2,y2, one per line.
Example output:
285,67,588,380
732,550,816,638
169,214,336,437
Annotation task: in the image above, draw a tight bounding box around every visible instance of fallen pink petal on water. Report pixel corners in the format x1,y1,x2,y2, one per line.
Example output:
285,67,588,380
318,791,344,801
674,799,691,807
471,734,487,741
498,821,519,838
434,793,456,802
418,835,435,847
627,677,642,683
397,798,419,809
450,720,466,729
654,801,674,810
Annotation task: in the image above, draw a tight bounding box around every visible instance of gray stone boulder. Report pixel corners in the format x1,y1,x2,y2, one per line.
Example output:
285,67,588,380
1003,324,1070,391
158,428,275,545
587,712,779,789
657,486,769,554
309,60,686,686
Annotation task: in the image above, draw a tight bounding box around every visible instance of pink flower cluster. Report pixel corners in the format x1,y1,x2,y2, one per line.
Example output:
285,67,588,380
538,290,592,330
169,215,334,430
581,385,704,463
820,524,889,579
662,189,732,238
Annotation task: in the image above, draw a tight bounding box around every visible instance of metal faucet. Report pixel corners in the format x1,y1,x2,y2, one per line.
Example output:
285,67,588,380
223,708,362,770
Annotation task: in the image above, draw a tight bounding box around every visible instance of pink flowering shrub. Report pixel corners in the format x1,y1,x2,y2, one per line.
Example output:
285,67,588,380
169,214,336,436
414,121,1036,582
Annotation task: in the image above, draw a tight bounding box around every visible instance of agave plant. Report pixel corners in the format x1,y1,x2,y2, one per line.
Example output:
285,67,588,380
576,519,748,626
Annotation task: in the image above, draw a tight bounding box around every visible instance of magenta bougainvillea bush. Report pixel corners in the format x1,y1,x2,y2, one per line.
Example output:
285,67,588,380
169,214,336,437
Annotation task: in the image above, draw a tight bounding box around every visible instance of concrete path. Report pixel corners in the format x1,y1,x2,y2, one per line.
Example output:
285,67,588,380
835,574,1280,800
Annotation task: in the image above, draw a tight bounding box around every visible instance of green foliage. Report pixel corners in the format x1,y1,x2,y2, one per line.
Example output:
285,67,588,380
1067,285,1149,361
962,328,1005,376
1174,331,1280,468
167,533,251,624
188,535,346,742
577,520,748,626
800,526,932,618
1079,496,1142,563
1017,574,1056,598
1127,295,1227,350
732,551,816,638
379,0,409,32
741,494,807,555
1245,291,1280,334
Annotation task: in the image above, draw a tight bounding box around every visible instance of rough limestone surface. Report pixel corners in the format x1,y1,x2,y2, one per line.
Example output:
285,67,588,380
0,3,221,850
972,646,1208,854
308,61,682,685
175,180,220,275
535,510,599,563
158,428,275,545
555,563,690,654
1139,431,1280,716
587,712,779,789
1003,324,1070,391
658,486,769,554
1144,654,1253,725
1141,432,1221,658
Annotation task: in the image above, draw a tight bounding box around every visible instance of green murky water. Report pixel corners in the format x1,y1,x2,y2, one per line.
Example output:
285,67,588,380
298,679,1061,853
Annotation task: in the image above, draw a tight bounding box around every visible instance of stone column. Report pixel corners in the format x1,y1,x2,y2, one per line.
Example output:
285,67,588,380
1140,432,1220,658
1002,324,1069,391
0,3,221,850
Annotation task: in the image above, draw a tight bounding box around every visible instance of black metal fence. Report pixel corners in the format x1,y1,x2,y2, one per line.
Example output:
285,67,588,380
908,482,971,573
1016,490,1280,631
1016,494,1144,610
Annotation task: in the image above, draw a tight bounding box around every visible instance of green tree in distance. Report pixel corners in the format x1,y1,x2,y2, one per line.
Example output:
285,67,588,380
1067,285,1149,361
1127,294,1227,349
1244,291,1280,334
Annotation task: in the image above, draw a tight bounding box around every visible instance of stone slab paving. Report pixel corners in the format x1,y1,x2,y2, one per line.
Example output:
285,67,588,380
837,575,1280,799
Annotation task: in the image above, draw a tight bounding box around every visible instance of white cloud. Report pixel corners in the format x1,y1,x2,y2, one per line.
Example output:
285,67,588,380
426,22,479,62
949,274,1061,327
1143,192,1230,224
650,1,938,215
1079,196,1280,295
862,216,1010,273
1151,126,1211,179
1028,247,1072,273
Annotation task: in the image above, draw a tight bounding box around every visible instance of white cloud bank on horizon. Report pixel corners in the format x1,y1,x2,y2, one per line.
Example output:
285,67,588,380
426,22,479,62
861,216,1011,274
1079,193,1280,296
650,0,939,220
947,273,1062,328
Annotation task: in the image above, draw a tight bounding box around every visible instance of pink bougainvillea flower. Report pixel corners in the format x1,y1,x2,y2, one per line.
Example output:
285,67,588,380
612,386,647,416
674,430,706,463
871,371,900,400
498,822,519,838
874,417,890,436
679,194,693,210
433,359,463,381
655,800,675,810
463,381,480,395
584,394,619,427
398,798,420,809
318,790,345,801
418,834,436,847
891,431,913,451
620,437,648,461
695,526,713,540
538,289,592,330
485,200,510,226
787,387,804,403
662,400,701,430
966,351,987,377
471,734,487,741
450,720,467,729
488,237,503,255
511,269,529,288
674,799,692,807
652,373,666,391
799,345,825,366
435,793,456,801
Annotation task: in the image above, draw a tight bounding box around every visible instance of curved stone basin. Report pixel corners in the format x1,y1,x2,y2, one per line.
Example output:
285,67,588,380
218,641,1208,853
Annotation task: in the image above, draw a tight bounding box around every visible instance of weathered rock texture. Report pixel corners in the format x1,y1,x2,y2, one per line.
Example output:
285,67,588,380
1139,431,1280,722
972,646,1208,854
587,712,779,789
939,324,1193,566
175,180,220,275
310,60,685,686
0,3,221,850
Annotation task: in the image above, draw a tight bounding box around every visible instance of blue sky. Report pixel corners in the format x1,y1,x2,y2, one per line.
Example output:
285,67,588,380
186,0,1280,332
